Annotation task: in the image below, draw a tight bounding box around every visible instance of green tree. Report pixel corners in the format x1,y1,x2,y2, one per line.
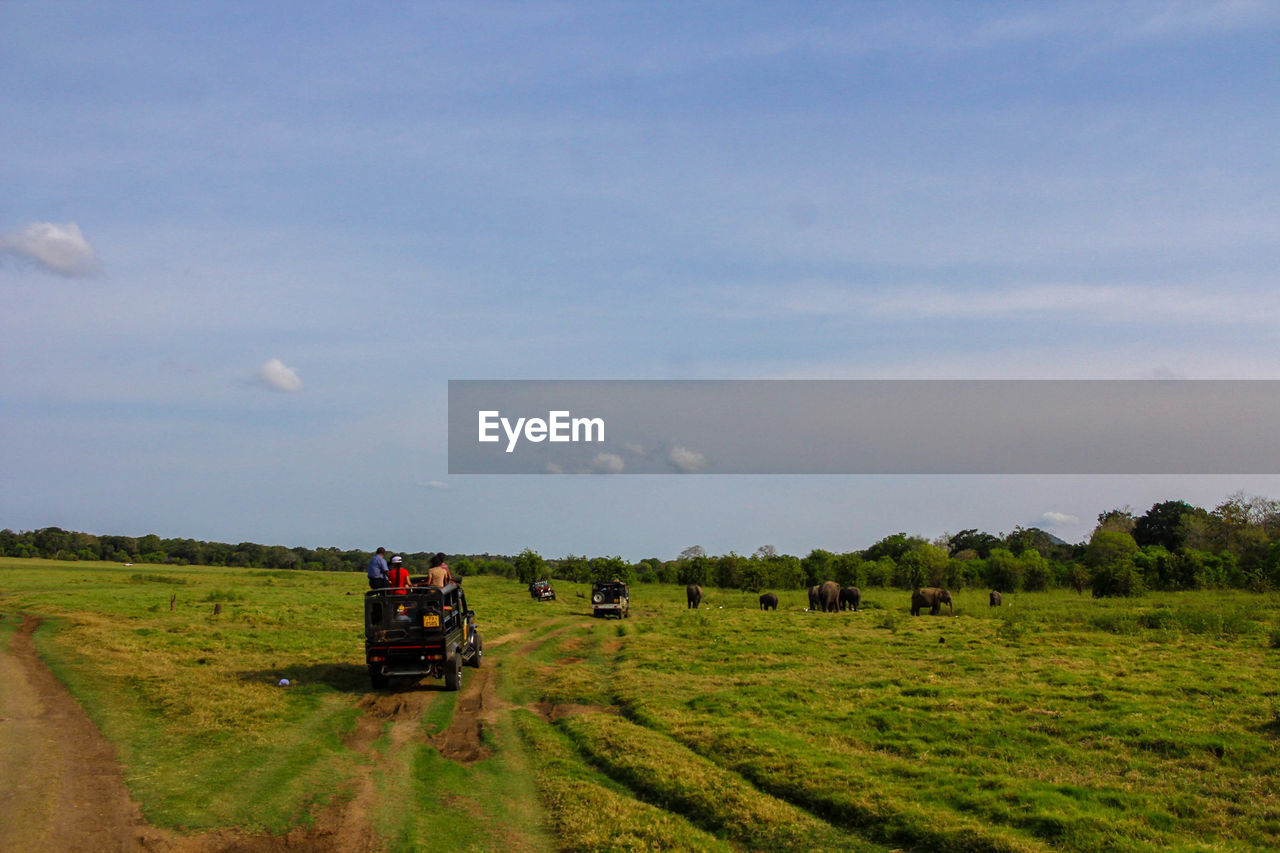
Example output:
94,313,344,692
1133,500,1203,551
1018,549,1051,591
801,549,836,586
766,554,805,590
714,552,747,589
947,529,1000,559
1086,530,1143,597
984,548,1023,592
588,556,633,585
863,533,927,562
513,548,547,585
1093,507,1136,537
559,554,590,583
832,552,865,587
678,555,711,587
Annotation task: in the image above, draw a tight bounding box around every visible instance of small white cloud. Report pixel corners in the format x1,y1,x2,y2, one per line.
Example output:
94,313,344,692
256,358,303,393
1,222,98,276
590,452,625,474
545,462,565,475
668,445,707,472
1041,511,1079,527
419,480,450,490
624,442,646,456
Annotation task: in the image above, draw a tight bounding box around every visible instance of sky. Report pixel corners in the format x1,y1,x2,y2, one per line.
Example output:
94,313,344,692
3,1,1280,561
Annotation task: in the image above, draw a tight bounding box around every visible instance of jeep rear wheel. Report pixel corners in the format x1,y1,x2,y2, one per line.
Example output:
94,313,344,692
369,668,389,690
444,654,461,691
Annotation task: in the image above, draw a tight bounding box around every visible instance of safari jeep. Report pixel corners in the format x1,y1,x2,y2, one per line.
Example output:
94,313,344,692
529,579,556,601
591,581,630,619
364,581,482,690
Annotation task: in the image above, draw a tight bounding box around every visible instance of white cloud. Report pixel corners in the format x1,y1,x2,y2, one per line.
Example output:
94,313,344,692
256,358,303,393
668,445,707,473
624,442,646,456
1041,511,1079,527
419,480,450,490
590,453,625,474
1,222,98,276
545,462,565,475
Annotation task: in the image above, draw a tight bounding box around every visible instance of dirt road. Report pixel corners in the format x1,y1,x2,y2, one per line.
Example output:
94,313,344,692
0,613,522,852
0,615,165,852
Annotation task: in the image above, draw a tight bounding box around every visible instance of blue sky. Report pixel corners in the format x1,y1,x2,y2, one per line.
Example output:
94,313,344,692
3,1,1279,560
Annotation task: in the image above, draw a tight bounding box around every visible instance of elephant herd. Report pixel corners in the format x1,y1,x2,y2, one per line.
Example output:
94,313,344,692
685,583,1005,614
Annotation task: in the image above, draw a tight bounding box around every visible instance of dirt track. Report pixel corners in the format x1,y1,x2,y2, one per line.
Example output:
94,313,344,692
0,614,505,852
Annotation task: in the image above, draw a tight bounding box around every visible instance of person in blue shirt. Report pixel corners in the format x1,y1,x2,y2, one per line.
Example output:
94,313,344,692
367,546,390,590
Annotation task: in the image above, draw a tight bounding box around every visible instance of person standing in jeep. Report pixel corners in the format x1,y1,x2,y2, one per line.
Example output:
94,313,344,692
387,555,411,594
367,547,390,590
425,552,453,587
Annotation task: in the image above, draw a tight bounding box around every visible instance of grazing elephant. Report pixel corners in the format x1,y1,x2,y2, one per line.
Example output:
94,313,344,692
819,581,841,613
989,590,1002,607
759,592,779,611
808,585,821,611
839,586,861,612
911,587,954,616
686,585,703,609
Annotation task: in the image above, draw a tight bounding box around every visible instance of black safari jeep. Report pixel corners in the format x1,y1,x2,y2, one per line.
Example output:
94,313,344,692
364,581,481,690
529,579,556,601
591,581,630,619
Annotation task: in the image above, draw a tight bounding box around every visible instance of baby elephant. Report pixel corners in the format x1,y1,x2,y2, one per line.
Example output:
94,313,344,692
989,590,1002,607
839,586,861,611
911,587,954,616
687,585,703,609
759,592,779,611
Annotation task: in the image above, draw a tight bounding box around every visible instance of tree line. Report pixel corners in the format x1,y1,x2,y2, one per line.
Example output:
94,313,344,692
4,492,1279,596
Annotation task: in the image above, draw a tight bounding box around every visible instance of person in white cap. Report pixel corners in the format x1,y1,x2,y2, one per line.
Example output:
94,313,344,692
387,555,412,594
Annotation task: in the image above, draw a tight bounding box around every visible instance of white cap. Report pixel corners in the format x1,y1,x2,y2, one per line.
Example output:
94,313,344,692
390,555,403,564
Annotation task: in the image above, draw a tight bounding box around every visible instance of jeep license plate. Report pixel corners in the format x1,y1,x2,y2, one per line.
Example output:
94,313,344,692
423,614,440,627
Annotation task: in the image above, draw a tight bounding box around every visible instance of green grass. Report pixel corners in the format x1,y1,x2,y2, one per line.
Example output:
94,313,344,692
4,560,1280,851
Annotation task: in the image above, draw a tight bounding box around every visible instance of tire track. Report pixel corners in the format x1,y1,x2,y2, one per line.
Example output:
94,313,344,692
0,613,440,853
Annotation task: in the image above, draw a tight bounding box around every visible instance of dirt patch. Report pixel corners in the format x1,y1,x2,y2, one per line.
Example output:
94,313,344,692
530,702,620,722
357,689,435,721
432,666,499,764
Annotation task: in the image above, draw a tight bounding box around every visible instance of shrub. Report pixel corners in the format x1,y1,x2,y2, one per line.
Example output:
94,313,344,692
984,548,1023,592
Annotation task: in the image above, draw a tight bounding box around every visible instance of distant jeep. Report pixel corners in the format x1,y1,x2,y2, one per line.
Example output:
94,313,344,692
529,579,556,601
364,581,482,691
591,581,630,619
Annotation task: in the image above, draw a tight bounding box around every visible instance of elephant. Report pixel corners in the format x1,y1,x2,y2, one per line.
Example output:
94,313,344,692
808,585,821,611
989,590,1002,607
818,580,841,613
839,586,861,612
911,587,954,616
759,592,779,611
686,585,702,609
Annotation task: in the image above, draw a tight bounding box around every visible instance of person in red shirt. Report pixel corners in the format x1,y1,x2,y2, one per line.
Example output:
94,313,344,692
387,555,412,594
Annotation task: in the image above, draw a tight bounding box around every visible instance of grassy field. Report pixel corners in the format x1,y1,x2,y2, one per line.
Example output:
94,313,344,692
3,559,1279,851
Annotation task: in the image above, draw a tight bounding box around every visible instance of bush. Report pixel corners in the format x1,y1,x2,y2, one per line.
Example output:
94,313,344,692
985,548,1023,592
1091,562,1146,598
